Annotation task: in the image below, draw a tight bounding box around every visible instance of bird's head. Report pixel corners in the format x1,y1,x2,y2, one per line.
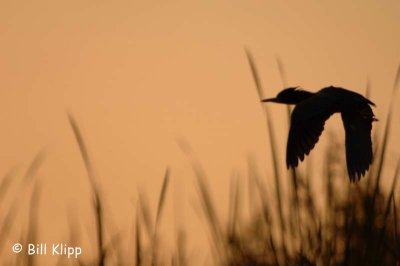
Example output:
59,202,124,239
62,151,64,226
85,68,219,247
261,87,314,105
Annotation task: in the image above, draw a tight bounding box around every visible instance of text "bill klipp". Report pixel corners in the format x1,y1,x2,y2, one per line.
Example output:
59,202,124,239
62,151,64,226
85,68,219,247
28,243,82,259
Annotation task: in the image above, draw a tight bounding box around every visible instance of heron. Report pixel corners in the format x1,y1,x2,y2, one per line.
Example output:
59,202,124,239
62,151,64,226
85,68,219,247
262,86,377,182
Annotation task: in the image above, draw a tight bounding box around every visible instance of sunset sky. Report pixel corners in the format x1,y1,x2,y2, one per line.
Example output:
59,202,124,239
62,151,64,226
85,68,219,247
1,1,399,264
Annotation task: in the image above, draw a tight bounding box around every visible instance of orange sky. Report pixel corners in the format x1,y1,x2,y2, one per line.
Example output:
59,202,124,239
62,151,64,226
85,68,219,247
1,1,399,264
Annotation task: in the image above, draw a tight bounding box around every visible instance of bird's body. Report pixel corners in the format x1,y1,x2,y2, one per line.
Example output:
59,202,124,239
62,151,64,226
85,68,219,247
262,86,377,182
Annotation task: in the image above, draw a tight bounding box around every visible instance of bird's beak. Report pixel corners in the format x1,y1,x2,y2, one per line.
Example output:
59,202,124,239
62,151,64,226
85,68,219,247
261,97,279,103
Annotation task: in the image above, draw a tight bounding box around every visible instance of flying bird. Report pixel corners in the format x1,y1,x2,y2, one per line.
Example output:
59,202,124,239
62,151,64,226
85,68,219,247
262,86,377,182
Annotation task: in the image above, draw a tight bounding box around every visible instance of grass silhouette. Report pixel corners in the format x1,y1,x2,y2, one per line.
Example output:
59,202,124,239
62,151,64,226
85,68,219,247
0,61,399,266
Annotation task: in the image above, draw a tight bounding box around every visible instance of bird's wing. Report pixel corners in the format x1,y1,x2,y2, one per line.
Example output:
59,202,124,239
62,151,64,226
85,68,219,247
286,95,336,169
341,104,374,182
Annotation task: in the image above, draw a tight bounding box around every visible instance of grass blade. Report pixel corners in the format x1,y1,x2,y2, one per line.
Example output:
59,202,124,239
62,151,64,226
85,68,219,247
0,167,18,205
26,181,42,266
372,64,400,202
151,168,170,266
245,48,264,99
365,76,371,99
67,112,105,266
378,157,400,247
227,173,240,239
393,196,398,253
135,205,142,266
155,168,170,230
245,49,286,259
275,56,288,88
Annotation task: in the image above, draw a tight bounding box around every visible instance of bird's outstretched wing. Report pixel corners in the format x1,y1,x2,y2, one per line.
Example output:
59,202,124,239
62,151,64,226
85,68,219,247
286,94,336,169
341,104,374,182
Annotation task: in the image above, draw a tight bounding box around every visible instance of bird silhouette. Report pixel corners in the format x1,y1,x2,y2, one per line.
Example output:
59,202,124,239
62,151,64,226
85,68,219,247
262,86,377,182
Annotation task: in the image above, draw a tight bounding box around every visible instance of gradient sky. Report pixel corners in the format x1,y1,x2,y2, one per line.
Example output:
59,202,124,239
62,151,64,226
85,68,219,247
1,1,399,264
